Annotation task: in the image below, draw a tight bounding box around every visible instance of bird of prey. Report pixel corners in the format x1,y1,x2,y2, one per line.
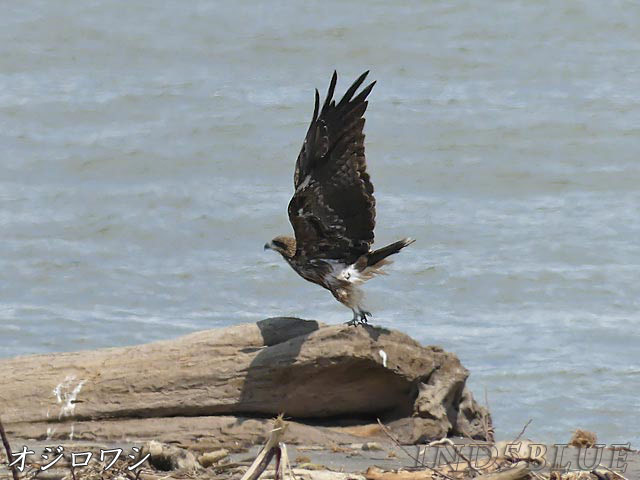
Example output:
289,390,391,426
264,71,414,326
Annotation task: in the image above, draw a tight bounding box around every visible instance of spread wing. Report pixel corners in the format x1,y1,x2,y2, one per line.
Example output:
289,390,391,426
288,71,376,264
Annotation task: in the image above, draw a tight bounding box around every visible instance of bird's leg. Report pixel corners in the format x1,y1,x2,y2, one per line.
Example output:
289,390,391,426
346,309,359,326
346,309,372,327
358,310,372,325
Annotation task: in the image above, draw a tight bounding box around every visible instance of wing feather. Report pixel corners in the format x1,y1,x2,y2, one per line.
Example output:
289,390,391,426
289,71,376,263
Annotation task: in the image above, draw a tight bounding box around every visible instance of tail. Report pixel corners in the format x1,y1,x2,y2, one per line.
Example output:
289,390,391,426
366,237,415,267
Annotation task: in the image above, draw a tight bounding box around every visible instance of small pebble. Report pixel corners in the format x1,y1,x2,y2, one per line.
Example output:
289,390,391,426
362,442,383,451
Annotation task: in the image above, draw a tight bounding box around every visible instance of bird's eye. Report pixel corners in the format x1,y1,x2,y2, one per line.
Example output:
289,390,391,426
273,240,285,249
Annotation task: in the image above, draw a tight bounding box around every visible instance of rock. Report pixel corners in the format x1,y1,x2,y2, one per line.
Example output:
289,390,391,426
197,448,229,467
569,429,597,448
145,441,199,472
0,318,490,446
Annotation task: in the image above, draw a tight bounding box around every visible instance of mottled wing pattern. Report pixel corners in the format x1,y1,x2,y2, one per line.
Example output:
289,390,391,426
288,71,376,264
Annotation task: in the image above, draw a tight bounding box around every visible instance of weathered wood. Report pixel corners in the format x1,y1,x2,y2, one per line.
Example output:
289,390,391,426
240,416,287,480
1,318,490,446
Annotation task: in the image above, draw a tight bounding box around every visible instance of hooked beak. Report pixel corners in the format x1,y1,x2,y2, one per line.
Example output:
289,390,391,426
263,242,271,251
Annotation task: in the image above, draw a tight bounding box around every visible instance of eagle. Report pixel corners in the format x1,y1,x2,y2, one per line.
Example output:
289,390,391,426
264,71,414,326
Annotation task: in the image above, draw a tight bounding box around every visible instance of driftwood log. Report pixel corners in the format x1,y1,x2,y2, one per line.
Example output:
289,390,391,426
0,318,490,447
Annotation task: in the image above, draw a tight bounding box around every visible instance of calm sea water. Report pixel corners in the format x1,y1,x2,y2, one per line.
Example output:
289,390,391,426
2,1,639,445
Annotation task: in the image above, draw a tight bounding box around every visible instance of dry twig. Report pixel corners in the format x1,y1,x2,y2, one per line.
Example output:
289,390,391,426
511,420,532,444
375,419,454,480
483,388,495,443
240,415,294,480
424,438,482,476
0,416,20,480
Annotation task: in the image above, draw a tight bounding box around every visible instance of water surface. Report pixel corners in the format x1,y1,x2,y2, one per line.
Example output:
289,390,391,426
2,0,639,445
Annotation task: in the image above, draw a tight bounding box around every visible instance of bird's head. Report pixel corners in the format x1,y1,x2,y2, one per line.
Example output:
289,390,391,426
264,235,296,258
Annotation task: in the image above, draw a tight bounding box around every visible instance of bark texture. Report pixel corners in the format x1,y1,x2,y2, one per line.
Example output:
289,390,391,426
0,318,490,445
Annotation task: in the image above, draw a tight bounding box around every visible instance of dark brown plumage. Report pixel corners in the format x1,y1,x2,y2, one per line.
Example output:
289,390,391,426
265,71,414,325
